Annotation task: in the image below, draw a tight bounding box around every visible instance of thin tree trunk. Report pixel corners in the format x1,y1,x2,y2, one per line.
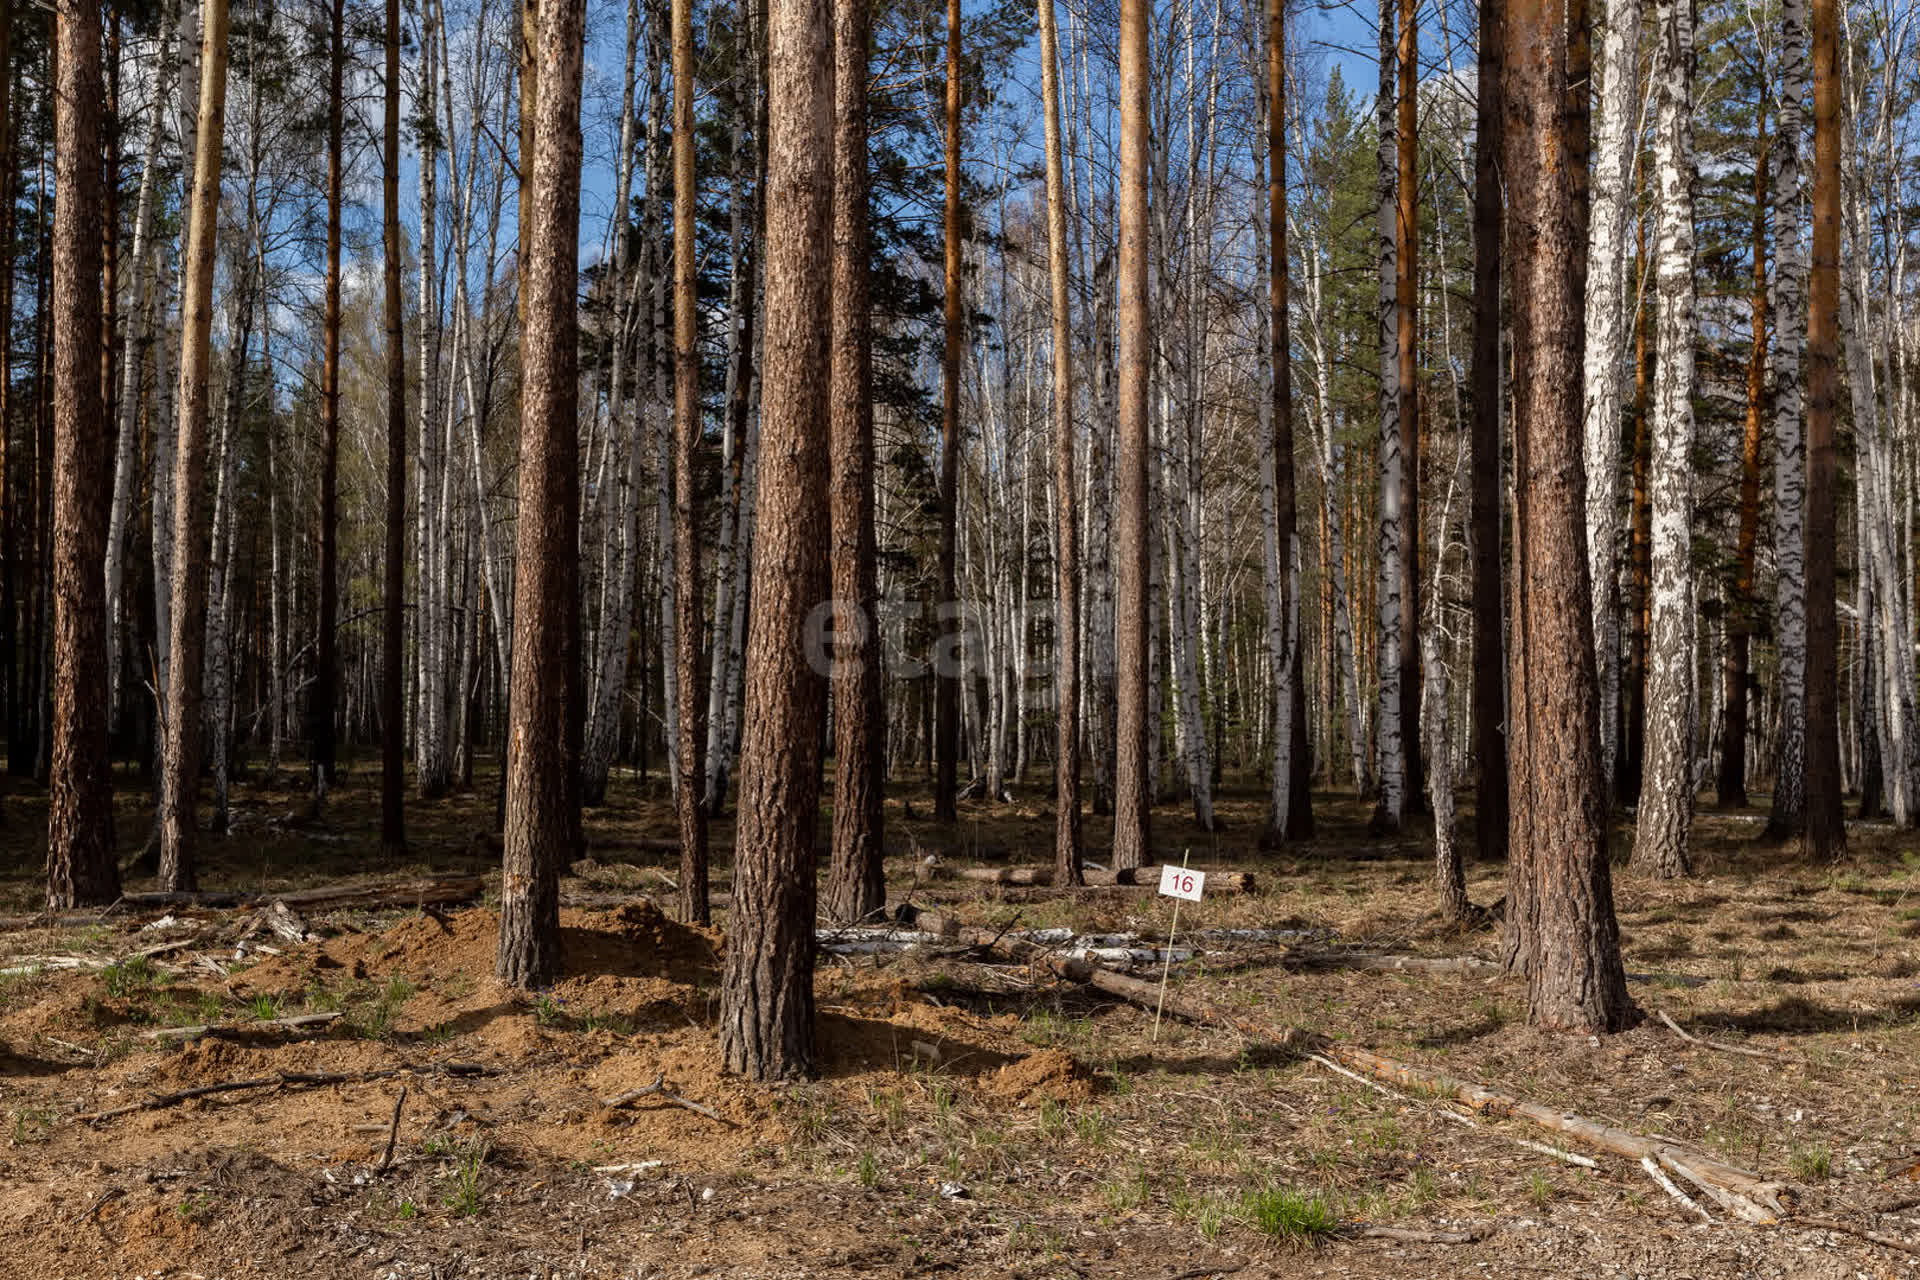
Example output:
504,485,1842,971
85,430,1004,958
671,0,709,922
311,0,344,811
1633,0,1696,879
1767,0,1810,840
824,0,889,921
934,0,962,825
1469,0,1506,865
1372,0,1404,830
1111,0,1151,871
380,0,407,856
1720,116,1768,809
158,0,233,892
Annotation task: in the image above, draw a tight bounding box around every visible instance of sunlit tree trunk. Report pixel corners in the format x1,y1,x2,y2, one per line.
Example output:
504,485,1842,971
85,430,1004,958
1372,0,1404,830
1633,0,1696,879
158,0,232,891
1767,0,1810,840
498,0,586,988
718,0,833,1081
1500,0,1633,1031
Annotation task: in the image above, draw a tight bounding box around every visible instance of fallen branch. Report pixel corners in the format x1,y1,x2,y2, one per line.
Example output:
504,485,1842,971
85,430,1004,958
600,1072,731,1125
141,1011,344,1042
1655,1009,1792,1063
927,911,1791,1224
377,1086,407,1173
75,1061,498,1123
1794,1216,1920,1257
115,875,484,914
1641,1155,1713,1221
1308,1053,1597,1168
1356,1225,1488,1244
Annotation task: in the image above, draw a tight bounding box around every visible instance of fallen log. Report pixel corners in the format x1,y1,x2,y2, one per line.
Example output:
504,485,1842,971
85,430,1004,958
141,1011,343,1042
115,875,484,914
925,911,1793,1224
913,863,1255,893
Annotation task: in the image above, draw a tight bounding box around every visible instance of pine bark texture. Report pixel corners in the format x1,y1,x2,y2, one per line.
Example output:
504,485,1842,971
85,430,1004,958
498,0,585,989
672,0,710,922
825,0,888,922
1801,0,1844,859
1633,0,1695,879
47,0,120,909
1499,0,1634,1031
718,0,833,1081
1111,0,1151,870
311,0,344,808
159,0,233,892
1039,0,1082,888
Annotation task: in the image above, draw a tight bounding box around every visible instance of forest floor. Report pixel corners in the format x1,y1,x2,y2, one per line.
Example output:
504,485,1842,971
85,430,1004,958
0,761,1916,1278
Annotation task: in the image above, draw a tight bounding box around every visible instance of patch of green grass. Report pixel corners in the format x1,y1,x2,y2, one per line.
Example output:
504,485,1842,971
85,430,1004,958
1073,1109,1108,1147
395,1199,419,1221
249,994,281,1022
1100,1165,1151,1212
1239,1183,1338,1240
101,955,157,999
9,1107,54,1146
440,1138,489,1217
534,992,568,1027
1788,1143,1832,1180
1526,1170,1556,1208
857,1151,880,1188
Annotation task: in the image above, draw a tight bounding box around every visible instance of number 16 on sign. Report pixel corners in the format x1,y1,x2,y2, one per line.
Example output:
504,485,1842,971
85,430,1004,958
1152,854,1204,1041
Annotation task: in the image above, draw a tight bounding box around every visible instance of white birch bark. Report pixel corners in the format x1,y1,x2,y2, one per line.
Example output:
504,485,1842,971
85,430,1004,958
1768,0,1810,834
1633,0,1696,878
1582,0,1643,797
107,19,173,722
1373,0,1404,827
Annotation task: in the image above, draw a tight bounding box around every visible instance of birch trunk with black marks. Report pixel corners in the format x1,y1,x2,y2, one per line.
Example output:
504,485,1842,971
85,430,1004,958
1633,0,1695,879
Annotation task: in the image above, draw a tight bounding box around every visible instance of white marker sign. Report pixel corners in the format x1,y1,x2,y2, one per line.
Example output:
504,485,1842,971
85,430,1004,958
1158,865,1206,902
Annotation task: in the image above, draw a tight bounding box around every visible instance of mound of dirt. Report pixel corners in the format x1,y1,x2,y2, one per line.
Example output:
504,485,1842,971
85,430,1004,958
984,1047,1095,1105
231,899,721,999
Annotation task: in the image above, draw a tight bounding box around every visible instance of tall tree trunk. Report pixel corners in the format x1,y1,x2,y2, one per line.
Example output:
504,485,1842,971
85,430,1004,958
1766,0,1810,840
671,0,709,922
1634,0,1696,879
1582,0,1640,803
717,0,833,1082
381,0,408,857
311,0,343,811
1372,0,1404,830
1395,0,1422,808
1801,0,1844,859
106,20,170,728
498,0,585,988
1259,0,1306,847
48,0,120,908
158,0,232,892
1720,117,1768,809
1111,0,1151,870
933,0,962,825
824,0,889,921
1038,0,1080,886
1470,0,1507,865
1499,0,1633,1031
